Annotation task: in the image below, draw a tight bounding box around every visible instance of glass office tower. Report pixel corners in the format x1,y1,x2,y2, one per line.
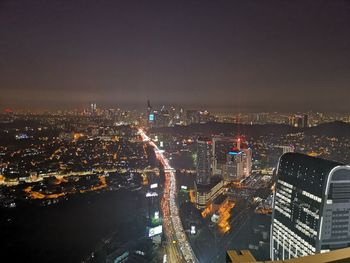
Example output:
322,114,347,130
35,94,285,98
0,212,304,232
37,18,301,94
271,153,350,260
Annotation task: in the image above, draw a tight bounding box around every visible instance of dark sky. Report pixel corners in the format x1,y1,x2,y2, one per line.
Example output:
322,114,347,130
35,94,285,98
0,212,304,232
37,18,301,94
0,0,349,112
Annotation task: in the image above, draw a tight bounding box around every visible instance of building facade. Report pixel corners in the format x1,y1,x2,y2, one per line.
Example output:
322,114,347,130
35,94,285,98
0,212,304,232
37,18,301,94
212,136,236,175
271,153,350,260
196,137,212,185
212,136,252,177
194,176,225,209
222,150,245,182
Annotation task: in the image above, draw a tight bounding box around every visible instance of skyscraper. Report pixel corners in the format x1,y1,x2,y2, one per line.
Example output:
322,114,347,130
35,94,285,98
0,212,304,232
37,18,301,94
303,114,309,128
212,136,252,177
212,136,236,175
196,137,212,185
157,106,170,127
222,150,245,182
147,100,155,127
240,144,252,177
271,153,350,260
185,110,200,125
90,103,97,115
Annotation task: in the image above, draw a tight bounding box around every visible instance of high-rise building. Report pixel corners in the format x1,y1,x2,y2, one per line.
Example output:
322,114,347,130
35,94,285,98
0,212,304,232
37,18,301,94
288,114,309,128
212,136,236,175
90,103,97,115
195,138,226,210
186,110,200,125
271,153,350,260
222,150,245,182
303,114,309,128
146,101,171,128
212,136,252,177
196,137,212,185
194,176,225,210
147,100,155,127
240,145,252,177
157,106,170,127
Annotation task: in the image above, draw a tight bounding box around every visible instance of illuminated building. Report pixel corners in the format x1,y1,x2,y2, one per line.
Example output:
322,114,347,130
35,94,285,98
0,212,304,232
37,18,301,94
241,145,252,177
195,137,226,209
157,105,170,127
212,136,252,177
196,137,212,186
147,100,155,127
222,150,245,182
271,153,350,261
90,103,97,115
185,109,200,125
288,114,308,128
194,175,225,209
303,114,309,128
178,107,185,125
146,101,170,128
198,110,214,123
212,136,236,175
276,145,295,155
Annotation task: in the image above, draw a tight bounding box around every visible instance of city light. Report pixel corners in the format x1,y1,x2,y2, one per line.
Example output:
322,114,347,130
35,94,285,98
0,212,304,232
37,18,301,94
148,225,163,237
150,183,158,189
146,192,158,197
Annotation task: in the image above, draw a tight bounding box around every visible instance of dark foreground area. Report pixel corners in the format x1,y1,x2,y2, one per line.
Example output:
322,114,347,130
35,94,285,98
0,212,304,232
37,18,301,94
0,189,149,263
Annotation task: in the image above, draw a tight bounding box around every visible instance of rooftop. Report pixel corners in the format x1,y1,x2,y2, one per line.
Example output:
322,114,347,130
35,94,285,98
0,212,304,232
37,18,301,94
226,247,350,263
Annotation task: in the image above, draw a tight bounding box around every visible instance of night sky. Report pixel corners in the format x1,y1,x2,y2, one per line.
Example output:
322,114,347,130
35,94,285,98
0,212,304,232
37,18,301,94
0,0,349,112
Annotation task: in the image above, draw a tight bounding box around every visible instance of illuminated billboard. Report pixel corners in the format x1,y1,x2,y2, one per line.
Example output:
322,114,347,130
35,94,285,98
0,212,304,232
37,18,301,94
149,114,155,121
150,183,158,189
148,225,162,237
146,192,158,197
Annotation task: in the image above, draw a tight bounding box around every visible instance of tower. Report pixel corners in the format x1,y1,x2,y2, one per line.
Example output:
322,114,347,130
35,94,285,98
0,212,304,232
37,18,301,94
212,136,252,177
303,114,309,128
196,137,212,185
147,100,155,127
222,150,245,182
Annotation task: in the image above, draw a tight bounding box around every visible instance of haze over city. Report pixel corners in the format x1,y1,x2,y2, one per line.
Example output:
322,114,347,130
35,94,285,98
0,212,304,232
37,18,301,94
1,0,350,112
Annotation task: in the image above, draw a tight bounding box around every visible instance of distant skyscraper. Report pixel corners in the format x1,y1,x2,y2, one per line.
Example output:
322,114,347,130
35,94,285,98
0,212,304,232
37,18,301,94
157,106,170,127
90,103,97,115
196,138,212,185
186,110,200,125
271,153,350,260
303,114,309,128
297,116,303,128
289,114,309,128
147,100,155,127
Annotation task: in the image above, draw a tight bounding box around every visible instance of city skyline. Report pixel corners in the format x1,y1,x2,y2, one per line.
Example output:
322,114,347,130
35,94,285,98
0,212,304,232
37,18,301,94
1,97,350,262
1,0,350,112
1,1,350,262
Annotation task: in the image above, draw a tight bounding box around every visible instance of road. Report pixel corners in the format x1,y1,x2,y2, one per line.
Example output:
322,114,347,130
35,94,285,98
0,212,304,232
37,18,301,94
139,128,198,263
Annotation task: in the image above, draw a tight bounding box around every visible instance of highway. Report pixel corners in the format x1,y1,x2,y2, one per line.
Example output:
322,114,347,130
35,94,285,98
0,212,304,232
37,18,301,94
139,129,198,263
